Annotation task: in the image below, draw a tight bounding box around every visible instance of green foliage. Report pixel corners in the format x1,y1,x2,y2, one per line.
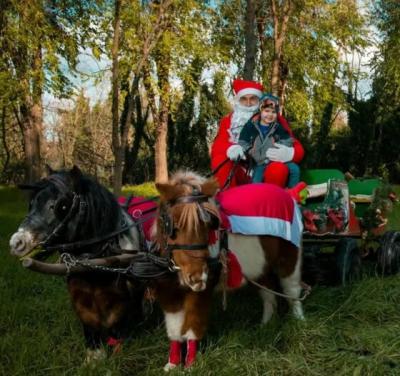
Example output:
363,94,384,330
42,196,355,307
336,0,400,182
1,0,399,185
122,182,158,197
168,67,231,174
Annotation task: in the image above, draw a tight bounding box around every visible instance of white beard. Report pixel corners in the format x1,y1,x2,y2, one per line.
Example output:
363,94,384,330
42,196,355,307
229,102,259,143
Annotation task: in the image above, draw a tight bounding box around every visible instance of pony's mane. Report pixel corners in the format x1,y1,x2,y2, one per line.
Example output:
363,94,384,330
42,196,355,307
175,202,219,236
162,170,220,236
169,170,206,194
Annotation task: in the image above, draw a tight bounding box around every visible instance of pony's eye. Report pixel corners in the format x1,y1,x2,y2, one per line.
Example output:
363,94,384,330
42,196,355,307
49,204,55,210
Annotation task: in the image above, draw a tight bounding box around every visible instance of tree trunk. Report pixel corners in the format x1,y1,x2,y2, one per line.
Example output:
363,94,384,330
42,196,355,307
111,0,122,194
18,44,43,183
278,60,289,112
243,0,257,81
270,0,292,98
20,100,42,183
155,54,170,183
123,95,149,183
112,0,172,190
1,107,10,181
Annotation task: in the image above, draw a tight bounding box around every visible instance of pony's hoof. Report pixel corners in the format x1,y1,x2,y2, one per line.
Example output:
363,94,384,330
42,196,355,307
293,308,305,320
295,313,305,321
84,348,107,365
163,362,179,372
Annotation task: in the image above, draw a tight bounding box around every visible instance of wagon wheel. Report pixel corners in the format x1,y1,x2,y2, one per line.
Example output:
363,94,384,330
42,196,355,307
335,238,361,286
302,245,322,285
377,231,400,275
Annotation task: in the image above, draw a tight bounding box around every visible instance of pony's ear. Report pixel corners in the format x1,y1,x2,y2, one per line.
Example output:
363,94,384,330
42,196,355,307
70,165,82,177
45,164,55,176
155,182,186,202
155,182,176,202
201,177,219,197
69,165,83,191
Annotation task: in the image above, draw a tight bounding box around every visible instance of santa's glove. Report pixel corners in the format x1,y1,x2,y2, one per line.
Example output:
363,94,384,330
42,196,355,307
227,144,246,161
266,143,294,163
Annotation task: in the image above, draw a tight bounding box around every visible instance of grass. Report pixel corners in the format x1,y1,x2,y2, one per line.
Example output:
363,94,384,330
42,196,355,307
1,185,400,375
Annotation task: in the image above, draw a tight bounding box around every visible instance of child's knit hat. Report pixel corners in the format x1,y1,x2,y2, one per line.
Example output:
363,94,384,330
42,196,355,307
259,93,280,112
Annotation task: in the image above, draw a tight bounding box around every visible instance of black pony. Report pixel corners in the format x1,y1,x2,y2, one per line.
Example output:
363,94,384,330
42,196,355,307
10,166,144,362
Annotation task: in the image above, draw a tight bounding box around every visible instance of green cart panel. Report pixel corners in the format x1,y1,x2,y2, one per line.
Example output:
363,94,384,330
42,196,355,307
301,169,345,185
348,178,381,196
348,178,381,217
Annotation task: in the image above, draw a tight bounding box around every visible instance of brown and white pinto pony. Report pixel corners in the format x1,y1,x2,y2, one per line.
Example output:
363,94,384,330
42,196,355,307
154,171,304,371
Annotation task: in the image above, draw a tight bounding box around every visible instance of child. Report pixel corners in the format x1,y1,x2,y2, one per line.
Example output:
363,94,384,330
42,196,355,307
238,94,300,187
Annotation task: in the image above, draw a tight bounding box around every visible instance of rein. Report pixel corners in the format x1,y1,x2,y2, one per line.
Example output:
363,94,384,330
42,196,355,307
208,146,253,191
247,278,312,302
42,208,157,254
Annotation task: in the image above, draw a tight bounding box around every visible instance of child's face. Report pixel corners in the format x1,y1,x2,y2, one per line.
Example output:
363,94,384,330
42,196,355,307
260,107,277,124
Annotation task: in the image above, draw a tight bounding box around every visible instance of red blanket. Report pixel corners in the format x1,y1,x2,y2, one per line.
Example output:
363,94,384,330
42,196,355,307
216,183,303,247
118,196,157,240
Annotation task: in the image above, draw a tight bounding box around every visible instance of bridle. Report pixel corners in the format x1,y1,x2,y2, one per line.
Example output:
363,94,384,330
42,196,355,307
28,175,86,252
158,189,217,258
31,175,155,258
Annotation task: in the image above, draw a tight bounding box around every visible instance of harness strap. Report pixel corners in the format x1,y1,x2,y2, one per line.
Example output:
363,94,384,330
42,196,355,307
45,211,157,252
172,195,209,205
120,196,159,208
167,244,209,251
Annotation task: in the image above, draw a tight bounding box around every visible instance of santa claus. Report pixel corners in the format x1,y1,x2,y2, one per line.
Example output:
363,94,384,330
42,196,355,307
211,79,304,189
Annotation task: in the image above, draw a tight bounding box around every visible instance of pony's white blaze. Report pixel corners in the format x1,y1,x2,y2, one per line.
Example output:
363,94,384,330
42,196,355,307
178,264,208,292
190,270,208,292
228,233,266,279
9,228,35,256
181,271,208,292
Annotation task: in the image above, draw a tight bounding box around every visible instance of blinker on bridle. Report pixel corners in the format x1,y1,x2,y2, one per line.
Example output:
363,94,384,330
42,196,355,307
37,175,85,248
161,190,213,254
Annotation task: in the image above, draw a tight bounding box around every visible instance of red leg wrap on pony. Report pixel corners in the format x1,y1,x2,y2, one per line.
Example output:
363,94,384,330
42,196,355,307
168,341,182,366
106,337,123,354
185,339,198,368
263,162,289,187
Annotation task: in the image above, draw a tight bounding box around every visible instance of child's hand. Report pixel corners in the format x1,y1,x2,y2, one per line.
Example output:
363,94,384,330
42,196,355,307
227,144,246,161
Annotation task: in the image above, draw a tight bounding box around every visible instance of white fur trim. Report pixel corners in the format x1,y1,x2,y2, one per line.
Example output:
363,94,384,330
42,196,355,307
235,88,262,100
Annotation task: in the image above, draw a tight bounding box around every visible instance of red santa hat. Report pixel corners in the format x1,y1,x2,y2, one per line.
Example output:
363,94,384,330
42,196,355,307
233,79,263,99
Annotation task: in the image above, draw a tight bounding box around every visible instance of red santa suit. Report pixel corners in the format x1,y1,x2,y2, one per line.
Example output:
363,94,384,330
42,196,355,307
211,80,304,189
